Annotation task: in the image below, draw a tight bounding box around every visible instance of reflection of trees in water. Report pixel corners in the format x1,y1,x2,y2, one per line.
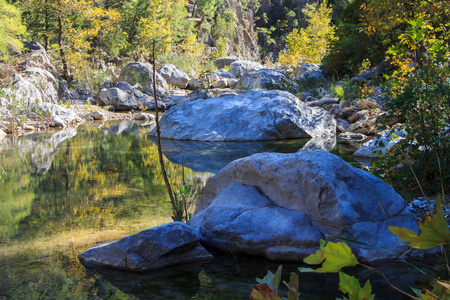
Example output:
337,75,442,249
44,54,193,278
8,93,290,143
4,124,205,241
0,123,209,299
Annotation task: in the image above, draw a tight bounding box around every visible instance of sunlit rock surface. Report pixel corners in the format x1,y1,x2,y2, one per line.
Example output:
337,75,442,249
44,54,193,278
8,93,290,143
158,64,189,89
79,222,213,271
150,90,336,141
118,62,169,95
190,151,419,262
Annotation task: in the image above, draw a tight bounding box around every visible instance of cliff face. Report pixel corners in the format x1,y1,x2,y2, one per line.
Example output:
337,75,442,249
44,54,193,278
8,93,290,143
230,1,259,61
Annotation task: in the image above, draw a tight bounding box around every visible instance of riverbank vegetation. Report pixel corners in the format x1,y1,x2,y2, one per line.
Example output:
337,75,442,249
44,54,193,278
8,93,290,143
1,0,450,298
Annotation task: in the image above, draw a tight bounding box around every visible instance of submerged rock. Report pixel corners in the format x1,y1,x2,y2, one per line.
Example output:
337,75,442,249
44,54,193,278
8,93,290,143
78,222,213,272
190,151,418,262
149,90,336,141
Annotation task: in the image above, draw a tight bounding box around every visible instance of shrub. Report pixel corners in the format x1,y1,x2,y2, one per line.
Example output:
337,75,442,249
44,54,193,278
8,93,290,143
372,21,450,198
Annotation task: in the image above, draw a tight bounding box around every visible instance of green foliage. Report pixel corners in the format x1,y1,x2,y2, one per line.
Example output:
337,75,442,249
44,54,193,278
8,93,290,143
338,272,375,300
0,85,40,133
211,8,237,44
412,280,450,300
372,21,450,197
256,265,283,294
321,0,389,78
197,0,217,20
389,195,450,249
0,0,26,60
300,240,359,273
251,266,300,300
278,0,336,66
331,84,344,100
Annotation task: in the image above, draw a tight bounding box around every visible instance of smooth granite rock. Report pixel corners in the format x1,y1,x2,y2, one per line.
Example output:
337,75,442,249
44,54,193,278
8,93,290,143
149,90,336,141
190,151,419,262
78,222,213,271
158,64,189,89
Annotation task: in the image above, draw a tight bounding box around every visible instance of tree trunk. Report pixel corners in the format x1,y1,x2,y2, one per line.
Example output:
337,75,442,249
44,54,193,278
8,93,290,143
152,39,180,221
57,7,69,80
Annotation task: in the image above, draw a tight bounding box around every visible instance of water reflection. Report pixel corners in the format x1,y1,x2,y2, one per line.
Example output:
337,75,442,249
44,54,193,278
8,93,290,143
86,251,421,300
0,122,369,299
154,136,338,174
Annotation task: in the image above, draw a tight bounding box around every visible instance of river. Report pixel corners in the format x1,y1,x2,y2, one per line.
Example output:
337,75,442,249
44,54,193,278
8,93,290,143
0,120,415,299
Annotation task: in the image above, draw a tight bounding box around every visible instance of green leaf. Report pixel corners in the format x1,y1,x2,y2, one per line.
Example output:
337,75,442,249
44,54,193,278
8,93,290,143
338,272,375,300
302,240,359,273
389,195,450,249
284,272,300,300
257,265,283,292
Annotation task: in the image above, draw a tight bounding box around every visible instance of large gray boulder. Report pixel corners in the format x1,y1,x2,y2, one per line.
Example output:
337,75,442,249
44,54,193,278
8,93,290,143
190,151,419,262
229,60,263,78
214,57,239,69
98,87,137,110
119,62,169,94
239,69,285,89
295,63,320,78
98,87,166,111
78,222,213,271
149,90,336,141
158,64,189,89
213,69,236,79
22,41,58,76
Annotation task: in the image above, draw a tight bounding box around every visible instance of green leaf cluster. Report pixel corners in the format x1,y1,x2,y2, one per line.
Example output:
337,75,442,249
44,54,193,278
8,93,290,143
0,0,26,60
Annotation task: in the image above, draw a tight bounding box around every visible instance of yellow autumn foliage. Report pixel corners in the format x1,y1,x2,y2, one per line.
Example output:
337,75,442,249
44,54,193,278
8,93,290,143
279,0,336,66
0,0,26,60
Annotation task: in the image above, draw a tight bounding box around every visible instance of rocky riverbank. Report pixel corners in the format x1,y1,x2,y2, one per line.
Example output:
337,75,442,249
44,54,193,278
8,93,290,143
1,41,399,148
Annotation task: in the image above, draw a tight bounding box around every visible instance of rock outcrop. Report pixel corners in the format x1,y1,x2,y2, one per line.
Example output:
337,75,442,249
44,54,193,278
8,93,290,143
78,222,213,271
214,57,239,69
97,86,166,111
149,90,336,141
190,151,419,262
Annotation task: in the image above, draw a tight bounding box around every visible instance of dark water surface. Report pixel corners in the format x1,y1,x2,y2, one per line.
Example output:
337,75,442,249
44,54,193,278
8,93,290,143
0,120,416,299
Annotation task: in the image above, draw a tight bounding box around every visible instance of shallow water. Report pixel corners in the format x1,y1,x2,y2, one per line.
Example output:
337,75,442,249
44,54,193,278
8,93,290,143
0,120,415,299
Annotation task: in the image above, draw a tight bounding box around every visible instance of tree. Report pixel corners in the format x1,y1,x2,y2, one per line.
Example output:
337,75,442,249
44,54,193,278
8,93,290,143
0,0,26,60
321,0,388,78
278,0,336,66
361,0,450,39
19,0,121,79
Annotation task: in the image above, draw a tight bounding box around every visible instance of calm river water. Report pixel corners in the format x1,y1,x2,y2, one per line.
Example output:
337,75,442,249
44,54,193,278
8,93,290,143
0,120,417,299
